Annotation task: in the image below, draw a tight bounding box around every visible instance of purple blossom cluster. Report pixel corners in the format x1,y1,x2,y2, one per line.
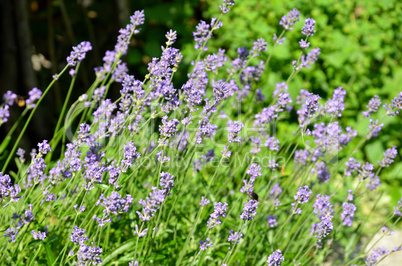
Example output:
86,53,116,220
199,237,213,253
0,172,22,206
94,192,133,226
240,199,259,221
193,18,223,51
341,202,356,227
207,202,228,228
311,194,334,247
66,41,92,67
228,230,243,245
4,204,35,242
279,8,300,31
241,163,261,194
136,171,175,221
267,249,285,266
227,120,244,143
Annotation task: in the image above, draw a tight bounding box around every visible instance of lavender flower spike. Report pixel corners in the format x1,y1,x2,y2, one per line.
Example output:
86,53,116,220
67,41,92,66
267,249,285,266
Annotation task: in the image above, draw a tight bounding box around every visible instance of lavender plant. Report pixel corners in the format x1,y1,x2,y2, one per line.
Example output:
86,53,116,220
0,3,401,265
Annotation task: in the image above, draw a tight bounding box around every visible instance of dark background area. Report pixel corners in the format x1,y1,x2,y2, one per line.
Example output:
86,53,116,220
0,0,204,150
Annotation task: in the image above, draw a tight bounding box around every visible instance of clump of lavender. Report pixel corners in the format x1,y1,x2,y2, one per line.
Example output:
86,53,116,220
199,238,213,253
341,202,356,227
219,0,235,14
378,146,397,167
200,196,210,206
241,163,262,195
267,215,278,228
66,41,92,67
362,95,381,117
227,120,244,143
31,230,46,241
292,185,312,214
240,199,259,221
207,202,228,228
279,8,300,31
365,247,390,266
136,171,175,222
228,230,243,245
94,192,133,226
0,172,22,206
4,205,35,242
267,249,285,266
301,18,316,37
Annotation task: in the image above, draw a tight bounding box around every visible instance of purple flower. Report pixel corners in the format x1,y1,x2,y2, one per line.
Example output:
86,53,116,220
267,249,285,266
344,158,360,177
358,162,374,181
367,118,383,139
267,215,278,228
347,190,354,201
76,242,103,265
295,149,309,166
341,202,356,227
254,105,278,126
299,39,310,49
365,247,390,266
313,162,330,184
219,0,235,13
227,120,244,143
297,91,321,126
159,172,175,196
96,191,133,217
246,163,262,178
325,87,346,117
3,91,17,106
273,34,286,45
311,217,333,240
204,49,227,74
207,202,228,228
193,149,215,172
265,136,280,151
269,183,282,199
379,146,398,167
268,159,278,170
31,230,46,240
67,41,92,66
199,238,213,253
193,18,222,51
393,197,402,216
240,199,259,221
129,261,139,266
302,18,316,37
294,185,312,204
121,141,141,172
295,48,321,70
0,172,22,205
71,226,89,245
165,29,177,46
134,224,148,238
228,230,243,245
366,175,381,191
313,194,334,221
200,196,210,206
251,38,267,57
26,87,42,109
159,116,179,138
362,95,381,117
279,8,300,31
0,105,10,125
38,140,51,155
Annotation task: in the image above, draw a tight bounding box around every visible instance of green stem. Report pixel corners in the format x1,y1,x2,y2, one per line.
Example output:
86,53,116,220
2,65,69,173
